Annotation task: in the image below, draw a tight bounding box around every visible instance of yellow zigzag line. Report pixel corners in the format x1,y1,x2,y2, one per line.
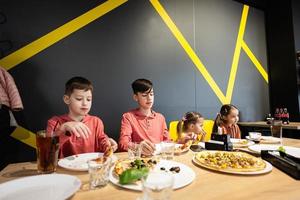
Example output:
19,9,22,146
0,0,128,70
150,0,268,104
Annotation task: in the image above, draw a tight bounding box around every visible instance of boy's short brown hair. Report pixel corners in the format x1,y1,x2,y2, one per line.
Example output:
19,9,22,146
65,76,93,96
131,79,153,94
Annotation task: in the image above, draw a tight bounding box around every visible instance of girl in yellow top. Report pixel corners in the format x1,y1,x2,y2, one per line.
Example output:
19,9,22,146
176,112,206,144
212,104,241,139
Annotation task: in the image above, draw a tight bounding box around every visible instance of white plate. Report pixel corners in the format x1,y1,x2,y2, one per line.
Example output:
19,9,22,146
109,160,196,191
192,155,272,175
230,139,255,148
198,142,205,149
248,145,300,158
154,143,185,155
58,152,117,171
0,174,81,200
153,143,190,155
246,136,281,144
174,144,190,154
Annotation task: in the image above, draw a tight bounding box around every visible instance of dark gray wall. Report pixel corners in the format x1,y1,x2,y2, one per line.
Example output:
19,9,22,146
292,0,300,51
0,0,269,147
265,0,300,121
292,0,300,108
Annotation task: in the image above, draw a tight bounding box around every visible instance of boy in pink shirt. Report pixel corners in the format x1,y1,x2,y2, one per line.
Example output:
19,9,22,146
47,77,117,158
119,79,169,156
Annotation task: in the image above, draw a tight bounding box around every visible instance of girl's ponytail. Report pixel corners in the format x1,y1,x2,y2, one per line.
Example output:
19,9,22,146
176,119,184,140
212,113,222,133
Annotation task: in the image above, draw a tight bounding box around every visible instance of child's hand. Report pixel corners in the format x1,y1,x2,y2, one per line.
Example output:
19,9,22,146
108,138,118,152
60,121,91,139
140,140,155,156
198,130,206,142
182,133,194,141
186,133,196,140
104,145,113,157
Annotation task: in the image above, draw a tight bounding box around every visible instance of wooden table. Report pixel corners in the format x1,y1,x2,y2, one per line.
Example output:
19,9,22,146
1,138,300,200
238,121,300,130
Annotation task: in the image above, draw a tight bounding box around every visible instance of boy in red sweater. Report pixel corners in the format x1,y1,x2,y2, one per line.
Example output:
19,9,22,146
47,76,117,158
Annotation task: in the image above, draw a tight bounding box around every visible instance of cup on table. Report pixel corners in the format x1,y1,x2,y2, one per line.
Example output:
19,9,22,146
88,156,112,189
248,132,262,141
160,142,175,160
141,171,174,200
36,130,59,174
128,142,141,160
271,120,283,145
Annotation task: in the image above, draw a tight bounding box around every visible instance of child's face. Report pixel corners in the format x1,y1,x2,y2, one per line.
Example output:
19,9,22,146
188,117,204,133
224,108,239,125
64,89,92,117
133,89,154,110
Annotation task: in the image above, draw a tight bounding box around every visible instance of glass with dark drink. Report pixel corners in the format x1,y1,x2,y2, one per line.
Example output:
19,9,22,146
36,130,59,173
270,120,282,145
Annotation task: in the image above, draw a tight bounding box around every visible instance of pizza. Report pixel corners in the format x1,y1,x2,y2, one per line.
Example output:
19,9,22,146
174,140,192,154
195,151,266,172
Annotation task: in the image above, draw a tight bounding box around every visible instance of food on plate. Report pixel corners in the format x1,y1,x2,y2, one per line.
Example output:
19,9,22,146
91,148,113,164
114,158,158,185
160,166,181,173
175,140,192,154
169,166,180,173
232,139,252,148
119,167,149,185
235,139,248,145
278,146,286,153
195,151,266,172
91,157,105,164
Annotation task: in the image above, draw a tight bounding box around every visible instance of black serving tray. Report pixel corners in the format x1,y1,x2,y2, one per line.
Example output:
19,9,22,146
261,150,300,180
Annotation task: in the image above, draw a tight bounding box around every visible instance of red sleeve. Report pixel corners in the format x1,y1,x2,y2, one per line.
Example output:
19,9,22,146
161,115,170,141
4,70,23,110
46,116,60,136
95,118,110,152
118,114,134,152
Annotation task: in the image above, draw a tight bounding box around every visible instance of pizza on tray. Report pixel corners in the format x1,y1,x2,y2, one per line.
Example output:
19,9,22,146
194,151,266,172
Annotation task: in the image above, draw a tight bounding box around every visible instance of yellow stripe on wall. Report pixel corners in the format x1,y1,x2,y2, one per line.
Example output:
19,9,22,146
150,0,227,104
242,40,269,83
0,0,128,70
10,126,37,149
225,5,249,104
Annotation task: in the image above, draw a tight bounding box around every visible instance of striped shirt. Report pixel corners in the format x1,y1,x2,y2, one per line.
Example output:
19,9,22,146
0,67,23,110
